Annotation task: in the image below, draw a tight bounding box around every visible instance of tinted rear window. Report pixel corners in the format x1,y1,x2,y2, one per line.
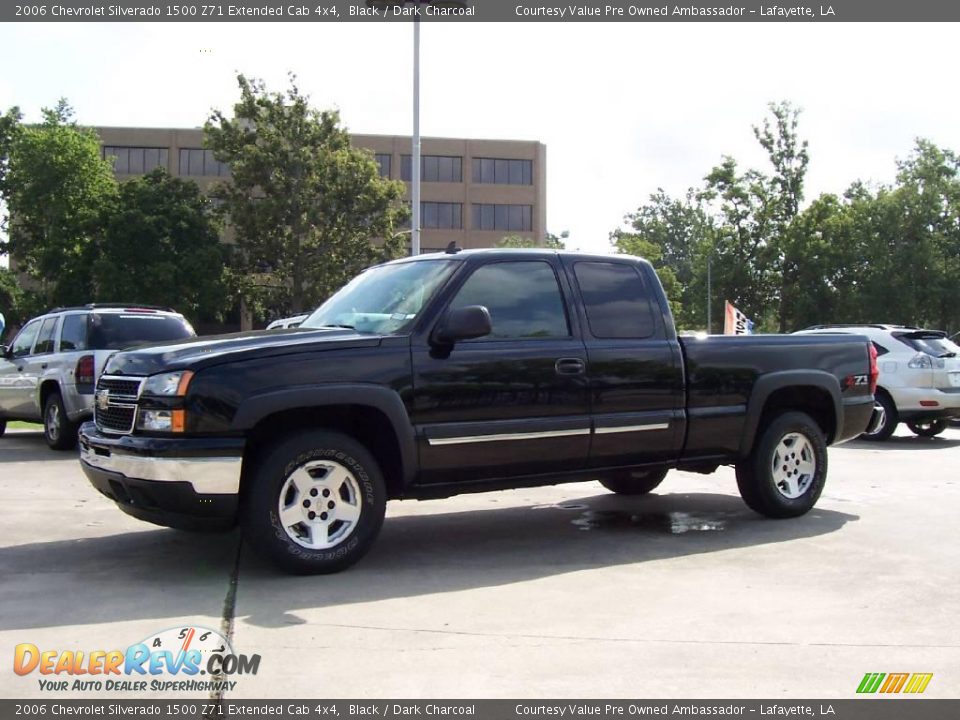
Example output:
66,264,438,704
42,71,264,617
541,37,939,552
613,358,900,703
895,333,957,358
574,262,657,339
88,314,194,350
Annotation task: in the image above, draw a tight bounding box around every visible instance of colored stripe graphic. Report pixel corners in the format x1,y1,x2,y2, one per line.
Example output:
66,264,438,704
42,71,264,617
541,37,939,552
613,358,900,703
856,673,885,693
880,673,909,693
904,673,934,694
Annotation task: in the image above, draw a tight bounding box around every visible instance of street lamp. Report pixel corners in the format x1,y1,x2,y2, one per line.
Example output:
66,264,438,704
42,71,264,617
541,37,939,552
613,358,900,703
367,0,467,256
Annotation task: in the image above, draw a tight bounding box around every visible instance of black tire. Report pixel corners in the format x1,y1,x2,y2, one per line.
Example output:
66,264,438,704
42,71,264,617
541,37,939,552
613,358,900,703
43,392,78,451
907,419,947,438
735,411,828,519
242,430,387,574
859,391,897,442
0,419,6,438
599,468,668,495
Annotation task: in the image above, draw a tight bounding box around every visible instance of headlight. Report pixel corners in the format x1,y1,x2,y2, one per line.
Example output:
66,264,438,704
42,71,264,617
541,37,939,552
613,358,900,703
137,409,185,433
142,370,194,396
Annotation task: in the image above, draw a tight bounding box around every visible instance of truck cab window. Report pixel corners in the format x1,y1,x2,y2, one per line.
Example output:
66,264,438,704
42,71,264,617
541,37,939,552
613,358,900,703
449,261,570,339
574,262,657,339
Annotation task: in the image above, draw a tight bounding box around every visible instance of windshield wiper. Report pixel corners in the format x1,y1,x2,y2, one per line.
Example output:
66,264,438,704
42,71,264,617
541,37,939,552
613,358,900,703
319,324,356,330
938,352,956,358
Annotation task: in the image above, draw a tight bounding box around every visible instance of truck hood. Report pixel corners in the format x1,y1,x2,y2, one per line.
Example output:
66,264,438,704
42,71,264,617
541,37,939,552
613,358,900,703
102,327,383,377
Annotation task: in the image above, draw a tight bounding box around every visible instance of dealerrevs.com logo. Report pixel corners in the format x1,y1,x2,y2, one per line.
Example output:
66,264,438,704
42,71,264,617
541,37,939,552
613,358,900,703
13,626,261,693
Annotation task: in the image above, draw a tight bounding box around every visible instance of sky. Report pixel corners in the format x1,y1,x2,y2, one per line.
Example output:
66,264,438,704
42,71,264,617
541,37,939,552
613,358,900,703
1,21,959,256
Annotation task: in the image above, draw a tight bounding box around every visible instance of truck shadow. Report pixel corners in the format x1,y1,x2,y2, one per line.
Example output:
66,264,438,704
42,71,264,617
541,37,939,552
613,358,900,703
0,491,856,633
836,435,960,451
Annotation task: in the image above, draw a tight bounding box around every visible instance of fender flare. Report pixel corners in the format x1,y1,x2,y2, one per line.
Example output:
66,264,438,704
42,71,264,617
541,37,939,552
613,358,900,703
738,371,842,457
232,384,418,484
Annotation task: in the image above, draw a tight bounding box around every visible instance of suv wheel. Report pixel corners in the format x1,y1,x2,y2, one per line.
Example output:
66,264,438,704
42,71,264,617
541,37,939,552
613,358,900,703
242,431,387,574
907,420,947,438
736,411,827,518
860,392,897,442
600,468,668,495
0,419,6,438
43,392,78,450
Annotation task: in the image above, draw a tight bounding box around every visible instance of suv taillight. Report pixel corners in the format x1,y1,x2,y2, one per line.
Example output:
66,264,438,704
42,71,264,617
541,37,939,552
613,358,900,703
868,343,879,395
76,355,95,387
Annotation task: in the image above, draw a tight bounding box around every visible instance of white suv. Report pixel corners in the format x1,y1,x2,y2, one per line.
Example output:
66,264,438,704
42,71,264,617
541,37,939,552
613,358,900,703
0,304,195,450
796,325,960,440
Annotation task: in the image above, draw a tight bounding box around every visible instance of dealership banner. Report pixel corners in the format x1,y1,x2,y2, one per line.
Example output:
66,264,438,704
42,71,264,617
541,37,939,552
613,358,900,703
4,0,960,22
723,300,754,335
1,699,958,719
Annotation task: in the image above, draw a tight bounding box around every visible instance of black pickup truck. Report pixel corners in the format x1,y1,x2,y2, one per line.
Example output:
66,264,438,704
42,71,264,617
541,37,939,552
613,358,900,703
79,249,879,573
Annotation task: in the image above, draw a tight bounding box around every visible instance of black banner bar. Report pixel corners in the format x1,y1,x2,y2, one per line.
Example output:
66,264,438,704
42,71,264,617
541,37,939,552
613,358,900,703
1,700,957,720
3,0,960,22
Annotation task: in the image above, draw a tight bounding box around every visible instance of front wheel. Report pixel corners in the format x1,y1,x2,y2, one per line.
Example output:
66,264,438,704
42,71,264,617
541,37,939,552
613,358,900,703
43,392,78,450
242,431,387,574
736,411,827,519
907,420,947,438
599,468,668,495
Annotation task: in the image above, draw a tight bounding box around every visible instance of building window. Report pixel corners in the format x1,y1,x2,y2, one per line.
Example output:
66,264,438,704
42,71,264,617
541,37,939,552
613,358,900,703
400,155,463,182
472,204,533,232
374,153,391,178
472,158,532,185
178,148,229,177
421,202,462,229
103,146,169,175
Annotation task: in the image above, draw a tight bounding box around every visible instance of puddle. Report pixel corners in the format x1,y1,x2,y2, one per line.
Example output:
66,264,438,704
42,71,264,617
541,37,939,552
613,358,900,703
532,502,589,511
571,510,729,534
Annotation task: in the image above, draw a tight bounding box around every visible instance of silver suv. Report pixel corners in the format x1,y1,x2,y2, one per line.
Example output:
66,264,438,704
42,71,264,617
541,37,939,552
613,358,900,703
0,304,195,450
796,324,960,440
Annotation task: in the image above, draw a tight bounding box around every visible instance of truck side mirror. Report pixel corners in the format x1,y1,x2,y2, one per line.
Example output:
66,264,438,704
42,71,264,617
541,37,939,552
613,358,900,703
433,306,492,345
0,345,9,360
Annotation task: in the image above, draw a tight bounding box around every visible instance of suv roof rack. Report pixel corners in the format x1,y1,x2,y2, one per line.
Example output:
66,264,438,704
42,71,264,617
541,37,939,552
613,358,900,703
802,324,918,331
46,303,177,314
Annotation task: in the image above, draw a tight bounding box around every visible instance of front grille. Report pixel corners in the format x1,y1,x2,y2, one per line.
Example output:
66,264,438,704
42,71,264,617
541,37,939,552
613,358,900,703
96,404,137,434
95,375,144,435
97,377,143,398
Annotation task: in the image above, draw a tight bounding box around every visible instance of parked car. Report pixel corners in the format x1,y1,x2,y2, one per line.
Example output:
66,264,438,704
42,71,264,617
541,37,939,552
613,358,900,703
0,304,195,450
79,249,877,574
266,314,309,330
795,325,960,440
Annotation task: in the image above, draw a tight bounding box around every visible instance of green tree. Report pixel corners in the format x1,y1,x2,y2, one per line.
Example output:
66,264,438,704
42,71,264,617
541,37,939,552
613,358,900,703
0,100,117,306
93,169,230,322
205,74,410,314
615,189,714,330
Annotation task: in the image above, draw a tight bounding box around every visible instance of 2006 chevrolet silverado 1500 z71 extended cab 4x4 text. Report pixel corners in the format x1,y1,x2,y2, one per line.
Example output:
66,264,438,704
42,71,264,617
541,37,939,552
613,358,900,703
78,249,879,573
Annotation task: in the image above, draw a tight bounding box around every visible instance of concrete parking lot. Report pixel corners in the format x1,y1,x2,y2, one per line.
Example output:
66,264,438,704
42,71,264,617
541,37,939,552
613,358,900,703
1,426,958,699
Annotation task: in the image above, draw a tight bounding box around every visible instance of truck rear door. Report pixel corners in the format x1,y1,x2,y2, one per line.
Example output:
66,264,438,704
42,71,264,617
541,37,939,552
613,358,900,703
561,258,686,467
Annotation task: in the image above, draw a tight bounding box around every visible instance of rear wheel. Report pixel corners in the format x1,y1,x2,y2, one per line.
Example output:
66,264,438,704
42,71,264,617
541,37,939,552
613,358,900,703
736,411,827,519
859,392,897,442
242,430,387,574
43,392,78,450
599,468,668,495
907,419,947,438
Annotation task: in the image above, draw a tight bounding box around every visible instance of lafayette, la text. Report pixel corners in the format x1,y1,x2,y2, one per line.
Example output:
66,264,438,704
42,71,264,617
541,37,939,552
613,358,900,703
516,4,835,17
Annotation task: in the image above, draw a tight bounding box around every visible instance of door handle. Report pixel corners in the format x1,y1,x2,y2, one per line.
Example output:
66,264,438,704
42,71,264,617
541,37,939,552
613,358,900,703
16,366,24,372
555,358,585,375
41,363,48,370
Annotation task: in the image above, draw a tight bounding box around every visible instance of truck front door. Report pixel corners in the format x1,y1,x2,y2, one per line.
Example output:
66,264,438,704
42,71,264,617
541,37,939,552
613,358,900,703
412,258,591,484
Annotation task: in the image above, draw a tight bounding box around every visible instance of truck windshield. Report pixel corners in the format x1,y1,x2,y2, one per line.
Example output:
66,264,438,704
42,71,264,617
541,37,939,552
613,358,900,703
301,259,456,335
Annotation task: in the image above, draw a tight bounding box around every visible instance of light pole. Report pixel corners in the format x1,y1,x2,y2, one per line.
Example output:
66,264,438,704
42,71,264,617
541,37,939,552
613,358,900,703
411,14,421,256
368,0,466,256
